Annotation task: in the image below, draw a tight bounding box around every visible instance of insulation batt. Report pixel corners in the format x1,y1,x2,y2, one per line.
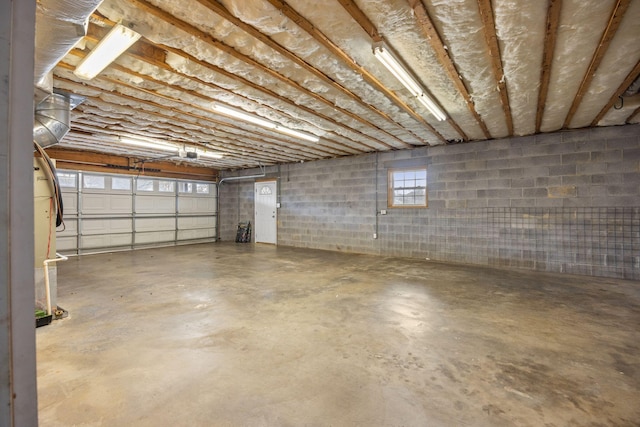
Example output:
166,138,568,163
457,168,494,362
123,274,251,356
570,0,640,128
493,0,547,136
352,0,484,141
540,0,616,132
425,0,510,138
98,0,441,147
221,0,447,142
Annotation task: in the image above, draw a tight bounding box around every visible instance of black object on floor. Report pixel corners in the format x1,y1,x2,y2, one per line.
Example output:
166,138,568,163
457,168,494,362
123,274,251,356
235,221,251,243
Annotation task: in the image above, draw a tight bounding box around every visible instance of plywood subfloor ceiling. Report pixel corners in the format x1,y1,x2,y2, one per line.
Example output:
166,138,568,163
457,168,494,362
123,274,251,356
46,0,640,170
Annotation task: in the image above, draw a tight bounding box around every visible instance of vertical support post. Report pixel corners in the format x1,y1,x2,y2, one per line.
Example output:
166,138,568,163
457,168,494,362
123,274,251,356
0,1,38,426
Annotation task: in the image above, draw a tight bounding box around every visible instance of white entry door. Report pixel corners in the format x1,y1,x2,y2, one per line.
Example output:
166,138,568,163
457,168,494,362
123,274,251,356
255,180,277,244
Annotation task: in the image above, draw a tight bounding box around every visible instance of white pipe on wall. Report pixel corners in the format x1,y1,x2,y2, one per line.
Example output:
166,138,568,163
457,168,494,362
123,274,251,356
43,253,68,315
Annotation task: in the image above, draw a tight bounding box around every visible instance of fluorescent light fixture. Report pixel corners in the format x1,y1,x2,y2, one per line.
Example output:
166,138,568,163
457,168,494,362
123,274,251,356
196,149,224,159
274,125,319,142
213,103,320,142
213,104,276,129
74,24,141,80
120,137,179,152
373,41,446,121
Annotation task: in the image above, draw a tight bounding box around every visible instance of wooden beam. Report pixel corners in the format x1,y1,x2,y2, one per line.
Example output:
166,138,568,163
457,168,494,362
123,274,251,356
591,60,640,126
43,146,220,181
335,0,380,40
477,0,514,135
536,0,562,133
194,0,420,149
409,0,491,139
563,0,632,128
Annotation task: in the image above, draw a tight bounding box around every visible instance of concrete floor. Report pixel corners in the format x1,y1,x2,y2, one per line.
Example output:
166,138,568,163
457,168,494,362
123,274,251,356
37,243,640,426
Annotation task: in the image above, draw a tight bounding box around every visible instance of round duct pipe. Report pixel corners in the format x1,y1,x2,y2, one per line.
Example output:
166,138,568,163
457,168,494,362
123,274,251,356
33,93,71,148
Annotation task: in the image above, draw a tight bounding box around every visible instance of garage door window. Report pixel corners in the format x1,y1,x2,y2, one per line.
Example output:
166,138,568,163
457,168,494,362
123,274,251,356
137,179,154,192
388,167,427,208
83,175,105,189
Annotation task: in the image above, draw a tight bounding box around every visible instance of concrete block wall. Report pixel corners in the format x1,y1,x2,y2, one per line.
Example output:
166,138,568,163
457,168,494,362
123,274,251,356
219,125,640,280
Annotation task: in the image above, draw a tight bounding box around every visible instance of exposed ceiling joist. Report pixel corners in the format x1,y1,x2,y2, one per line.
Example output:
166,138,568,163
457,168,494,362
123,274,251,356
333,0,453,143
195,0,419,149
591,60,640,126
563,0,632,129
477,0,514,136
536,0,562,133
408,0,491,140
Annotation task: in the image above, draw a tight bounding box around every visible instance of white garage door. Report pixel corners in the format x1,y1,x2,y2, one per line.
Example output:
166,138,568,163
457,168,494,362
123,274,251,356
56,171,217,254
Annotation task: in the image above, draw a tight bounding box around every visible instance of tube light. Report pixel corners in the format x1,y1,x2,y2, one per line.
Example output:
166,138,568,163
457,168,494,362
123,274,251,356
120,137,179,152
274,125,319,142
196,149,224,159
373,41,446,121
213,104,320,142
213,104,276,129
74,24,142,80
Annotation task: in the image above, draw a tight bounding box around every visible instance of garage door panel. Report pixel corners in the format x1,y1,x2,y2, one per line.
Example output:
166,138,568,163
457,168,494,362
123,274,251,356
82,194,132,214
177,228,216,240
57,236,77,251
135,231,175,244
178,216,215,229
82,218,132,235
81,233,132,249
57,219,77,237
136,195,175,214
178,196,215,213
62,193,78,214
136,217,175,232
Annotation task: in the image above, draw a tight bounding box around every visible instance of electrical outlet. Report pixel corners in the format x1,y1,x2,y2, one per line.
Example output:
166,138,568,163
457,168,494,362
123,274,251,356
380,209,387,215
373,233,377,239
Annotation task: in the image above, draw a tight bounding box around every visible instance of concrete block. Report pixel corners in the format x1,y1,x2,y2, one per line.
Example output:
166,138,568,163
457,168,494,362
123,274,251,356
548,185,577,198
535,132,562,145
511,198,536,207
499,168,524,178
467,198,488,208
592,150,622,163
511,178,535,188
523,188,548,197
477,188,523,198
577,163,607,175
623,148,640,161
488,178,512,189
536,198,563,207
607,137,640,150
562,152,591,164
446,200,467,209
487,198,511,207
562,175,593,185
535,176,561,187
549,165,576,176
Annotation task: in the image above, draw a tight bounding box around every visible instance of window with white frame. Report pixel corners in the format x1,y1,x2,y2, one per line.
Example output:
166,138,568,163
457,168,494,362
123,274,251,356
57,172,77,188
136,179,154,192
387,167,427,208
